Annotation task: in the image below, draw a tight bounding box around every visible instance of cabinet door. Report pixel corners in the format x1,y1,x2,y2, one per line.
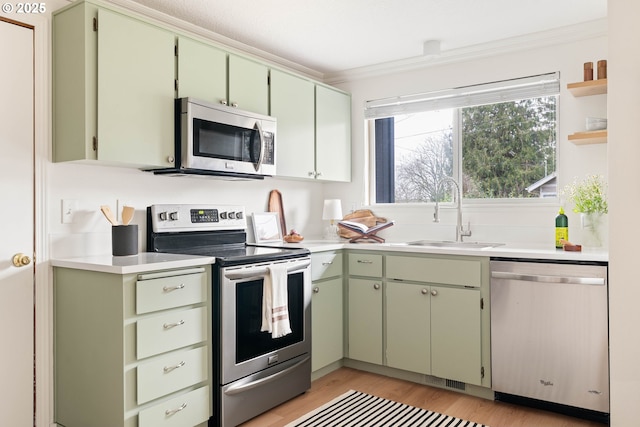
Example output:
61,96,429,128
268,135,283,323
270,69,315,179
177,36,227,105
311,277,343,371
315,85,351,182
228,54,269,115
348,278,382,364
97,9,175,167
430,286,482,385
386,282,430,374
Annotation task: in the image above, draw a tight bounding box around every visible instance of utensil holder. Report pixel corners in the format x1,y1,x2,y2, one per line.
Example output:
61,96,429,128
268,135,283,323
112,224,138,256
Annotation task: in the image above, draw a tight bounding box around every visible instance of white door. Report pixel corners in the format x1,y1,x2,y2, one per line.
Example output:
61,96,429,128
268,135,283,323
0,18,35,426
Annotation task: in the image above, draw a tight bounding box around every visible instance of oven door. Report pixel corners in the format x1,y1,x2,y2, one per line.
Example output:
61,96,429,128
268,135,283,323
219,257,311,385
181,98,276,175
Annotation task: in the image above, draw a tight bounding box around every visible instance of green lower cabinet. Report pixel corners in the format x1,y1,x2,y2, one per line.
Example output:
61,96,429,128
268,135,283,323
311,277,344,371
385,282,431,374
348,278,383,365
430,286,482,385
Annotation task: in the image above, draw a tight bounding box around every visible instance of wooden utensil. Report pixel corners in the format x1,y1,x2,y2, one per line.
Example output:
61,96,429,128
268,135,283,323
121,205,135,225
100,205,118,225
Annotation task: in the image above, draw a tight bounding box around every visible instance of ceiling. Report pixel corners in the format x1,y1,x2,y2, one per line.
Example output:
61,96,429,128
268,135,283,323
127,0,607,75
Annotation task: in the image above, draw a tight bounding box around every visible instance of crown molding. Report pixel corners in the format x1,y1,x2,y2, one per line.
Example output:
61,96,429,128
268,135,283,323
323,18,608,85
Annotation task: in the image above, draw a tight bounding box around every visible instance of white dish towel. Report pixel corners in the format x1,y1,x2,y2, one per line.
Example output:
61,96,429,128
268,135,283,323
261,263,292,338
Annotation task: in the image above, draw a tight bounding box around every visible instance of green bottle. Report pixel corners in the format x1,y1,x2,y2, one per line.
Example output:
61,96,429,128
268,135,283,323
555,207,568,248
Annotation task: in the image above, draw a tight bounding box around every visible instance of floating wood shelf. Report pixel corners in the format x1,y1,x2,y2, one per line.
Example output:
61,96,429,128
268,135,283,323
567,79,607,97
568,130,607,145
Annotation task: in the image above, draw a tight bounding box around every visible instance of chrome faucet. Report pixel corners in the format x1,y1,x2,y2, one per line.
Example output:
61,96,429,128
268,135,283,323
433,176,472,242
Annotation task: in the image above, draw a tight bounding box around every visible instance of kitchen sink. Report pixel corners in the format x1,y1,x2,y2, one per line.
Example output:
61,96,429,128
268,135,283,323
404,240,505,249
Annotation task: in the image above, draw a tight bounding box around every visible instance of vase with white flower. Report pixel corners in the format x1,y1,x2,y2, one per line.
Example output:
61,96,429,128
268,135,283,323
563,175,608,248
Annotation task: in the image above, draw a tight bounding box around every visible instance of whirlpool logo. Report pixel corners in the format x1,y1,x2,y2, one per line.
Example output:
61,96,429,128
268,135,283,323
540,379,554,386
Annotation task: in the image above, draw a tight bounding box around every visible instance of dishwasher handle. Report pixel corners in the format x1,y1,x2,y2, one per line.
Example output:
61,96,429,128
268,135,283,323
491,270,605,286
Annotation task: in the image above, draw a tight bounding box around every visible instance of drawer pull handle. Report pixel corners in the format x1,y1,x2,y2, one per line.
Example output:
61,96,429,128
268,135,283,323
163,360,186,373
313,287,320,293
357,260,373,264
373,283,381,290
163,320,185,329
163,284,185,292
322,261,333,265
165,402,187,416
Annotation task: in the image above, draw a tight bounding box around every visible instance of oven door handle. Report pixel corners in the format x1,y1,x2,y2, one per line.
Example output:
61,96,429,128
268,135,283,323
223,259,311,281
224,356,310,396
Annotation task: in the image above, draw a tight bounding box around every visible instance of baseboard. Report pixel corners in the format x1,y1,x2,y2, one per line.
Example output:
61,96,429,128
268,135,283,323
342,358,495,401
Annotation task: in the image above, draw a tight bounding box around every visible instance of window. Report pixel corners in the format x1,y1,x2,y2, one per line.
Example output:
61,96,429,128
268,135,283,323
367,73,559,203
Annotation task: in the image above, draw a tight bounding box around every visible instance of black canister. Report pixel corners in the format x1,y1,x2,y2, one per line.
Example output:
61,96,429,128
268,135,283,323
112,224,138,256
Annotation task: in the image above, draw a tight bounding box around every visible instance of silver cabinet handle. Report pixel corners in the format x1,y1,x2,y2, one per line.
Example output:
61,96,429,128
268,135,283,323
357,259,373,264
231,102,238,108
163,360,185,373
373,283,381,290
322,261,333,266
220,100,228,105
165,402,187,416
163,284,185,292
163,320,185,329
421,288,428,295
313,287,320,293
431,289,438,296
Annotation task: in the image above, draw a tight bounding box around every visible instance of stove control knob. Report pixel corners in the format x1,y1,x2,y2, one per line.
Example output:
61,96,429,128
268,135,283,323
169,211,179,221
229,212,236,219
236,211,243,219
220,212,228,220
158,211,167,221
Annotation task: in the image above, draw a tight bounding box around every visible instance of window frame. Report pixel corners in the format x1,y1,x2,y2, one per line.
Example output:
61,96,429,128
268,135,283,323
366,73,560,206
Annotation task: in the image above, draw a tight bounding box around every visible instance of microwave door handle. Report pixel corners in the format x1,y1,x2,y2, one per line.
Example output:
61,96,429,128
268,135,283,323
253,120,266,172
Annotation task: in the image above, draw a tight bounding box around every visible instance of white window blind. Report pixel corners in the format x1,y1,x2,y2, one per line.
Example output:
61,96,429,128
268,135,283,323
364,72,560,119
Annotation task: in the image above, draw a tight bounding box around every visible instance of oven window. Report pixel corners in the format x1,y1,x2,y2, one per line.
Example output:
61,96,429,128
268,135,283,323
235,272,304,363
193,118,256,162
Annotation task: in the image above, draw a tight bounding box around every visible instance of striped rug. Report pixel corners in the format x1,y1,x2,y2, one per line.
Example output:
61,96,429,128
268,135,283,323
285,390,489,427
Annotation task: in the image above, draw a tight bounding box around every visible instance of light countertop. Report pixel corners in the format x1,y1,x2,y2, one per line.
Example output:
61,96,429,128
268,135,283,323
271,240,608,263
50,252,216,274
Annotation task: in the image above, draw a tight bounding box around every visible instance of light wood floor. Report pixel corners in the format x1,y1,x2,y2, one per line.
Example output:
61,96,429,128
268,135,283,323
240,367,606,427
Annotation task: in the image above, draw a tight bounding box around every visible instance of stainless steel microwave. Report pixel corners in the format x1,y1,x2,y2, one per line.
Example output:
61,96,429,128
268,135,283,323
177,98,276,177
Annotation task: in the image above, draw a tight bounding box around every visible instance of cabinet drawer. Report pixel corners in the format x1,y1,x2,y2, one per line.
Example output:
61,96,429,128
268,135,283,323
136,270,207,314
311,252,343,281
137,346,208,404
137,307,207,359
348,253,382,277
386,255,482,287
138,385,210,427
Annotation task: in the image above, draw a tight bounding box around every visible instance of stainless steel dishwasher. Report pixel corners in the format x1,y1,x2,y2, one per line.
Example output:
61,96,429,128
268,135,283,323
490,260,609,421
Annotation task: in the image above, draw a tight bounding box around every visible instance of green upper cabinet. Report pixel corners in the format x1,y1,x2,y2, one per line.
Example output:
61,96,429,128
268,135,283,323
97,9,175,167
315,85,351,182
176,36,227,105
53,3,175,168
270,70,315,179
228,54,269,115
272,80,352,182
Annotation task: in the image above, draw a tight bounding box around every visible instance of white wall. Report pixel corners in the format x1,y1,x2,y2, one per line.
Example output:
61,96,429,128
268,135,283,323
608,0,640,425
47,163,326,257
330,34,608,247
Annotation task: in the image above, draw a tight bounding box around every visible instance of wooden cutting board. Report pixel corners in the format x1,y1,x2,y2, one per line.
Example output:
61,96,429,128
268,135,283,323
268,189,287,234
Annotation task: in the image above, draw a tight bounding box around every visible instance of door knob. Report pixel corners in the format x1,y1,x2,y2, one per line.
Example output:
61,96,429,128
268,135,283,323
12,253,31,267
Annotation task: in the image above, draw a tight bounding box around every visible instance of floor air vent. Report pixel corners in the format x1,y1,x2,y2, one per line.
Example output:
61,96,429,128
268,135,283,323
445,379,466,391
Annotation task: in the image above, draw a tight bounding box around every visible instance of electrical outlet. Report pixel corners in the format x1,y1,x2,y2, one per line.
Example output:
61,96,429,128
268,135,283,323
62,199,77,224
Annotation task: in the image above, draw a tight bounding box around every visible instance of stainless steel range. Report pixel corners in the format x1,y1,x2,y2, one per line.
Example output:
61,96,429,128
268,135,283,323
147,204,312,427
